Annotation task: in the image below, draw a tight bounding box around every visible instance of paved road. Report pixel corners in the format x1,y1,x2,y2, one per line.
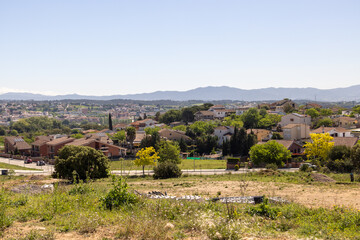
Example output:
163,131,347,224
0,157,54,175
0,157,298,176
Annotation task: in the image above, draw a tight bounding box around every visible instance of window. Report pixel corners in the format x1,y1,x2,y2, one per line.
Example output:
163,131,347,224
290,118,294,122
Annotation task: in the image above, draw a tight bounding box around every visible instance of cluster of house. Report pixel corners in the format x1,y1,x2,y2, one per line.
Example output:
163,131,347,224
3,132,127,160
214,112,359,162
2,117,192,160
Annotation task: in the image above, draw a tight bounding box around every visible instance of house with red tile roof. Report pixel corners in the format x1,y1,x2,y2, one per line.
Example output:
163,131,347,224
4,136,31,155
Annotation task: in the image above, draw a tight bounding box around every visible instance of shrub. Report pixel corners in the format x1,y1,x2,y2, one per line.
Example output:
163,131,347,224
299,164,311,172
234,164,239,171
53,145,110,181
153,162,182,179
101,176,138,210
265,163,278,171
247,197,280,219
326,158,353,173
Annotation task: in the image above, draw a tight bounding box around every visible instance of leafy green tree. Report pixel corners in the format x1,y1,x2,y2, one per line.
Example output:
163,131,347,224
316,118,334,128
350,144,360,171
144,126,160,135
158,141,181,164
320,109,333,116
178,138,188,152
112,130,126,142
9,129,18,136
241,108,260,129
271,132,283,140
140,131,160,150
134,147,159,175
181,108,195,123
328,145,351,161
159,110,182,124
187,121,217,137
54,145,110,181
173,125,187,132
71,133,84,139
305,108,320,119
222,115,243,128
196,135,218,155
250,141,291,167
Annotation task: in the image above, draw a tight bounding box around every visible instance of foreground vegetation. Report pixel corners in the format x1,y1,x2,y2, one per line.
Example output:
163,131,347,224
111,159,227,171
0,162,40,171
1,173,360,239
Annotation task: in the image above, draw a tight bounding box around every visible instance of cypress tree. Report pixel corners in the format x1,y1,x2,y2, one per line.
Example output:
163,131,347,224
108,113,113,131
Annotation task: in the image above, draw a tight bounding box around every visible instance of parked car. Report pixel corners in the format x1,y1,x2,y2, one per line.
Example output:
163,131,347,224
36,160,46,166
24,158,32,164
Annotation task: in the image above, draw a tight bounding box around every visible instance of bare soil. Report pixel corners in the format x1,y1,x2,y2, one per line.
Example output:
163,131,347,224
129,179,360,210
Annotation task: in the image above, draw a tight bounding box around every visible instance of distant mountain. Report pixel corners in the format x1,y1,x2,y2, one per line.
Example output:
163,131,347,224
1,85,359,102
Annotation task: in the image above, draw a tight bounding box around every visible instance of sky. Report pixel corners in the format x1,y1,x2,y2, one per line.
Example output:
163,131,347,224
0,0,359,96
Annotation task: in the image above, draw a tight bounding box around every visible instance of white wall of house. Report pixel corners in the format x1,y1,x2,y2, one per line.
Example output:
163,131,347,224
279,113,311,127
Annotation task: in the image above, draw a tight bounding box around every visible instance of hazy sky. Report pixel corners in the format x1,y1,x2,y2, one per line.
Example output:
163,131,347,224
0,1,359,95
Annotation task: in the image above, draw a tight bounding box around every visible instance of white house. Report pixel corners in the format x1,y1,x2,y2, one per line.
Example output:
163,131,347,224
283,124,310,140
311,127,354,138
279,113,311,127
214,126,234,145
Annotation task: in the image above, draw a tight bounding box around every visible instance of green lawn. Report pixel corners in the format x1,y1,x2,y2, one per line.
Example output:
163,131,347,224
110,159,226,170
0,162,41,171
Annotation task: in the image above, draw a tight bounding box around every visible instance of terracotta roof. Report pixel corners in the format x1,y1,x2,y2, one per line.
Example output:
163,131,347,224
32,136,52,146
332,137,359,148
67,138,95,146
311,127,349,134
5,136,31,150
47,137,75,146
196,111,213,115
258,140,301,150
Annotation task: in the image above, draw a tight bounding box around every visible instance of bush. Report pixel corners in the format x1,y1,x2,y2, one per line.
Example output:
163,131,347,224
101,176,138,210
265,163,278,171
153,162,182,179
234,164,239,171
326,158,354,173
54,145,110,181
299,164,311,172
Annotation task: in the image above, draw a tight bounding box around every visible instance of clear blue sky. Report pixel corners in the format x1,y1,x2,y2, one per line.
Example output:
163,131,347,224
0,0,359,95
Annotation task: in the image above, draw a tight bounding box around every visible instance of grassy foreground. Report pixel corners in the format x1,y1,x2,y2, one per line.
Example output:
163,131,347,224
1,173,360,239
0,162,40,171
111,159,226,171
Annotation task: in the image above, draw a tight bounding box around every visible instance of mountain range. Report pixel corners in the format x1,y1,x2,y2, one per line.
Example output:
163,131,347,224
0,85,359,102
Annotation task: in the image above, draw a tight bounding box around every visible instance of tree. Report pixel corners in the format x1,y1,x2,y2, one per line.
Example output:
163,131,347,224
178,138,188,152
350,144,360,171
108,113,113,131
54,145,110,181
304,133,334,164
328,145,351,161
134,147,159,176
241,108,260,129
159,110,181,124
158,141,181,164
249,141,291,167
316,118,334,128
222,139,230,156
305,108,320,119
112,130,126,142
126,127,136,151
181,108,195,123
0,126,6,136
320,109,333,116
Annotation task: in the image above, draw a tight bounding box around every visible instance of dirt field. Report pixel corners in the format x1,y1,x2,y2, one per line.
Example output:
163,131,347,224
129,178,360,210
